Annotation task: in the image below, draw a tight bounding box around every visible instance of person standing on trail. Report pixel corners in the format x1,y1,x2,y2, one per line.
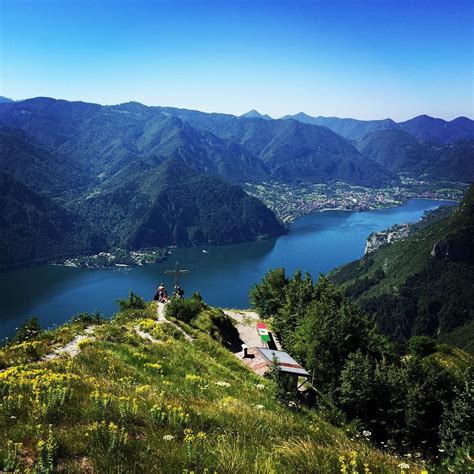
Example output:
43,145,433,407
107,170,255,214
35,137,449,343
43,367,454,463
174,285,184,299
154,283,168,303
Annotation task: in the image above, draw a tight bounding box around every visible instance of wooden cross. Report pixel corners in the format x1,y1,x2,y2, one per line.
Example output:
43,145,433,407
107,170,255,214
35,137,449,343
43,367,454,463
164,261,190,287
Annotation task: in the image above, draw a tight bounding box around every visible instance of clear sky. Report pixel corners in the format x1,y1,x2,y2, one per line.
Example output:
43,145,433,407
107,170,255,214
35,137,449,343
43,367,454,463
0,0,472,120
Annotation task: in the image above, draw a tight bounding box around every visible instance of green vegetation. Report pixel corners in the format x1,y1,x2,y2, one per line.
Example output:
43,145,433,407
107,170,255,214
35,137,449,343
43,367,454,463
330,185,474,353
355,129,474,181
250,269,473,468
165,296,203,323
0,297,422,473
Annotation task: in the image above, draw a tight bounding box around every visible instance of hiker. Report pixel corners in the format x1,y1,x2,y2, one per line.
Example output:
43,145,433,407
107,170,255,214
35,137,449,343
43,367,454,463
154,283,168,303
174,285,184,299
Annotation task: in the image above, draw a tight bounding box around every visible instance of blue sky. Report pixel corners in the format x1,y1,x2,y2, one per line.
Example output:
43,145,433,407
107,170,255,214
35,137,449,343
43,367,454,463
0,0,472,120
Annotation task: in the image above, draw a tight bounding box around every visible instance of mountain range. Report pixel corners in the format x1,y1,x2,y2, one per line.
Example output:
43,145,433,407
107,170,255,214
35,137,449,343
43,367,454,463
282,111,474,143
0,97,472,269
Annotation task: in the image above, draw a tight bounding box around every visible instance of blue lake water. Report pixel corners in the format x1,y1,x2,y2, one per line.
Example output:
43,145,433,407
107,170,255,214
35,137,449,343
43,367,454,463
0,199,456,339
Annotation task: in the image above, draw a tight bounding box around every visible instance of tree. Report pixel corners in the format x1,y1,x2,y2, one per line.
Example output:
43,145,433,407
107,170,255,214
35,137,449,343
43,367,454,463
440,368,474,461
290,279,392,396
273,270,314,343
339,351,376,420
250,268,288,319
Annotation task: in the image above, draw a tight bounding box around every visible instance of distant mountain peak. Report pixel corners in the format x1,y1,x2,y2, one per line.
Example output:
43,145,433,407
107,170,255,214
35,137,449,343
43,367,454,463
240,109,272,120
0,96,14,103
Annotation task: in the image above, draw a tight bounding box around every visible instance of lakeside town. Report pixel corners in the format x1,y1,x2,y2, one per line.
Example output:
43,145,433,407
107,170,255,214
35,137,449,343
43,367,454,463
59,247,171,269
245,178,467,223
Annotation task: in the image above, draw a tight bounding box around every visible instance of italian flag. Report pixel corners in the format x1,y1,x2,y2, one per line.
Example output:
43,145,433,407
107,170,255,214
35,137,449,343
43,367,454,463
257,322,271,343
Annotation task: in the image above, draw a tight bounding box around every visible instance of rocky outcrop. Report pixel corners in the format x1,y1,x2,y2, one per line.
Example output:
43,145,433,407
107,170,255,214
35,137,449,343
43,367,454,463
365,223,411,254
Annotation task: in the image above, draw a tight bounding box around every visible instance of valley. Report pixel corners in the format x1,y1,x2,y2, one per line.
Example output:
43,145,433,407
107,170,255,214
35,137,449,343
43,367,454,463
245,179,466,222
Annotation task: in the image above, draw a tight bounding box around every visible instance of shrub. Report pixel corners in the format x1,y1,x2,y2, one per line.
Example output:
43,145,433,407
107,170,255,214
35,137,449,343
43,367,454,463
166,298,202,323
15,317,41,342
407,336,436,357
117,291,146,311
70,312,105,325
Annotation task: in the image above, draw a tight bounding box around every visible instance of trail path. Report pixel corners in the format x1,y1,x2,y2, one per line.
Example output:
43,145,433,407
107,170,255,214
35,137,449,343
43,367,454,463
134,325,161,344
43,326,96,360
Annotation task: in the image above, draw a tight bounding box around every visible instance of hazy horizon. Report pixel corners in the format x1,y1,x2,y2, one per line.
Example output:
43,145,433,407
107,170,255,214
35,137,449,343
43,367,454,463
1,94,472,123
1,0,473,121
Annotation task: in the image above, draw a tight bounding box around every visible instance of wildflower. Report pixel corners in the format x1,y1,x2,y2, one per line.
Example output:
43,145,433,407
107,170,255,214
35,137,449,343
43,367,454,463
184,428,194,443
362,430,371,438
288,400,297,408
255,404,264,410
185,374,204,383
162,434,174,441
215,381,230,387
136,384,151,394
144,362,162,371
196,431,207,440
398,462,410,470
256,383,265,390
438,448,445,453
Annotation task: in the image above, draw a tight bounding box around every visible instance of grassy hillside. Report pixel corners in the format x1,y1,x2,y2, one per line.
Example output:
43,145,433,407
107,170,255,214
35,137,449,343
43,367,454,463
330,186,474,350
0,300,424,473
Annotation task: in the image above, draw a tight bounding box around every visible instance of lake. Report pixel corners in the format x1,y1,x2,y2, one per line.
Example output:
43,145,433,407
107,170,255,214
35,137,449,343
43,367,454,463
0,199,456,340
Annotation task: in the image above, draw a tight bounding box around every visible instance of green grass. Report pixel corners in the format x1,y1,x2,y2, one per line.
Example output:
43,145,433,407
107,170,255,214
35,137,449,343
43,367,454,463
0,302,426,473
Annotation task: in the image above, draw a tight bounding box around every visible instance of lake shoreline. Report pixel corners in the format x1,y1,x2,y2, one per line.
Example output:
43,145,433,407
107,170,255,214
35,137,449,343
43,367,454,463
0,198,458,341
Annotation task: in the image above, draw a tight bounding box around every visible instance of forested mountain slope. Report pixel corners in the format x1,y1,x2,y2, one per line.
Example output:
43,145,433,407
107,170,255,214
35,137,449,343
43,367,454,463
156,106,396,186
0,98,395,186
0,173,102,270
282,113,400,140
398,115,474,144
355,129,474,181
330,185,474,352
0,99,288,269
72,159,283,248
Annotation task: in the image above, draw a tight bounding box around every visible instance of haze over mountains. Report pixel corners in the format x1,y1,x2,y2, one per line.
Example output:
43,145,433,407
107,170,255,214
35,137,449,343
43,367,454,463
282,111,474,143
0,97,472,269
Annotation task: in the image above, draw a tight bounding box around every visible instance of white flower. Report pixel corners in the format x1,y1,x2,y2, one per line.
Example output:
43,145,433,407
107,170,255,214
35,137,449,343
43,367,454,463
438,448,445,453
255,404,264,410
288,401,297,408
215,381,231,387
162,434,174,441
398,462,410,470
256,383,265,390
362,430,371,438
